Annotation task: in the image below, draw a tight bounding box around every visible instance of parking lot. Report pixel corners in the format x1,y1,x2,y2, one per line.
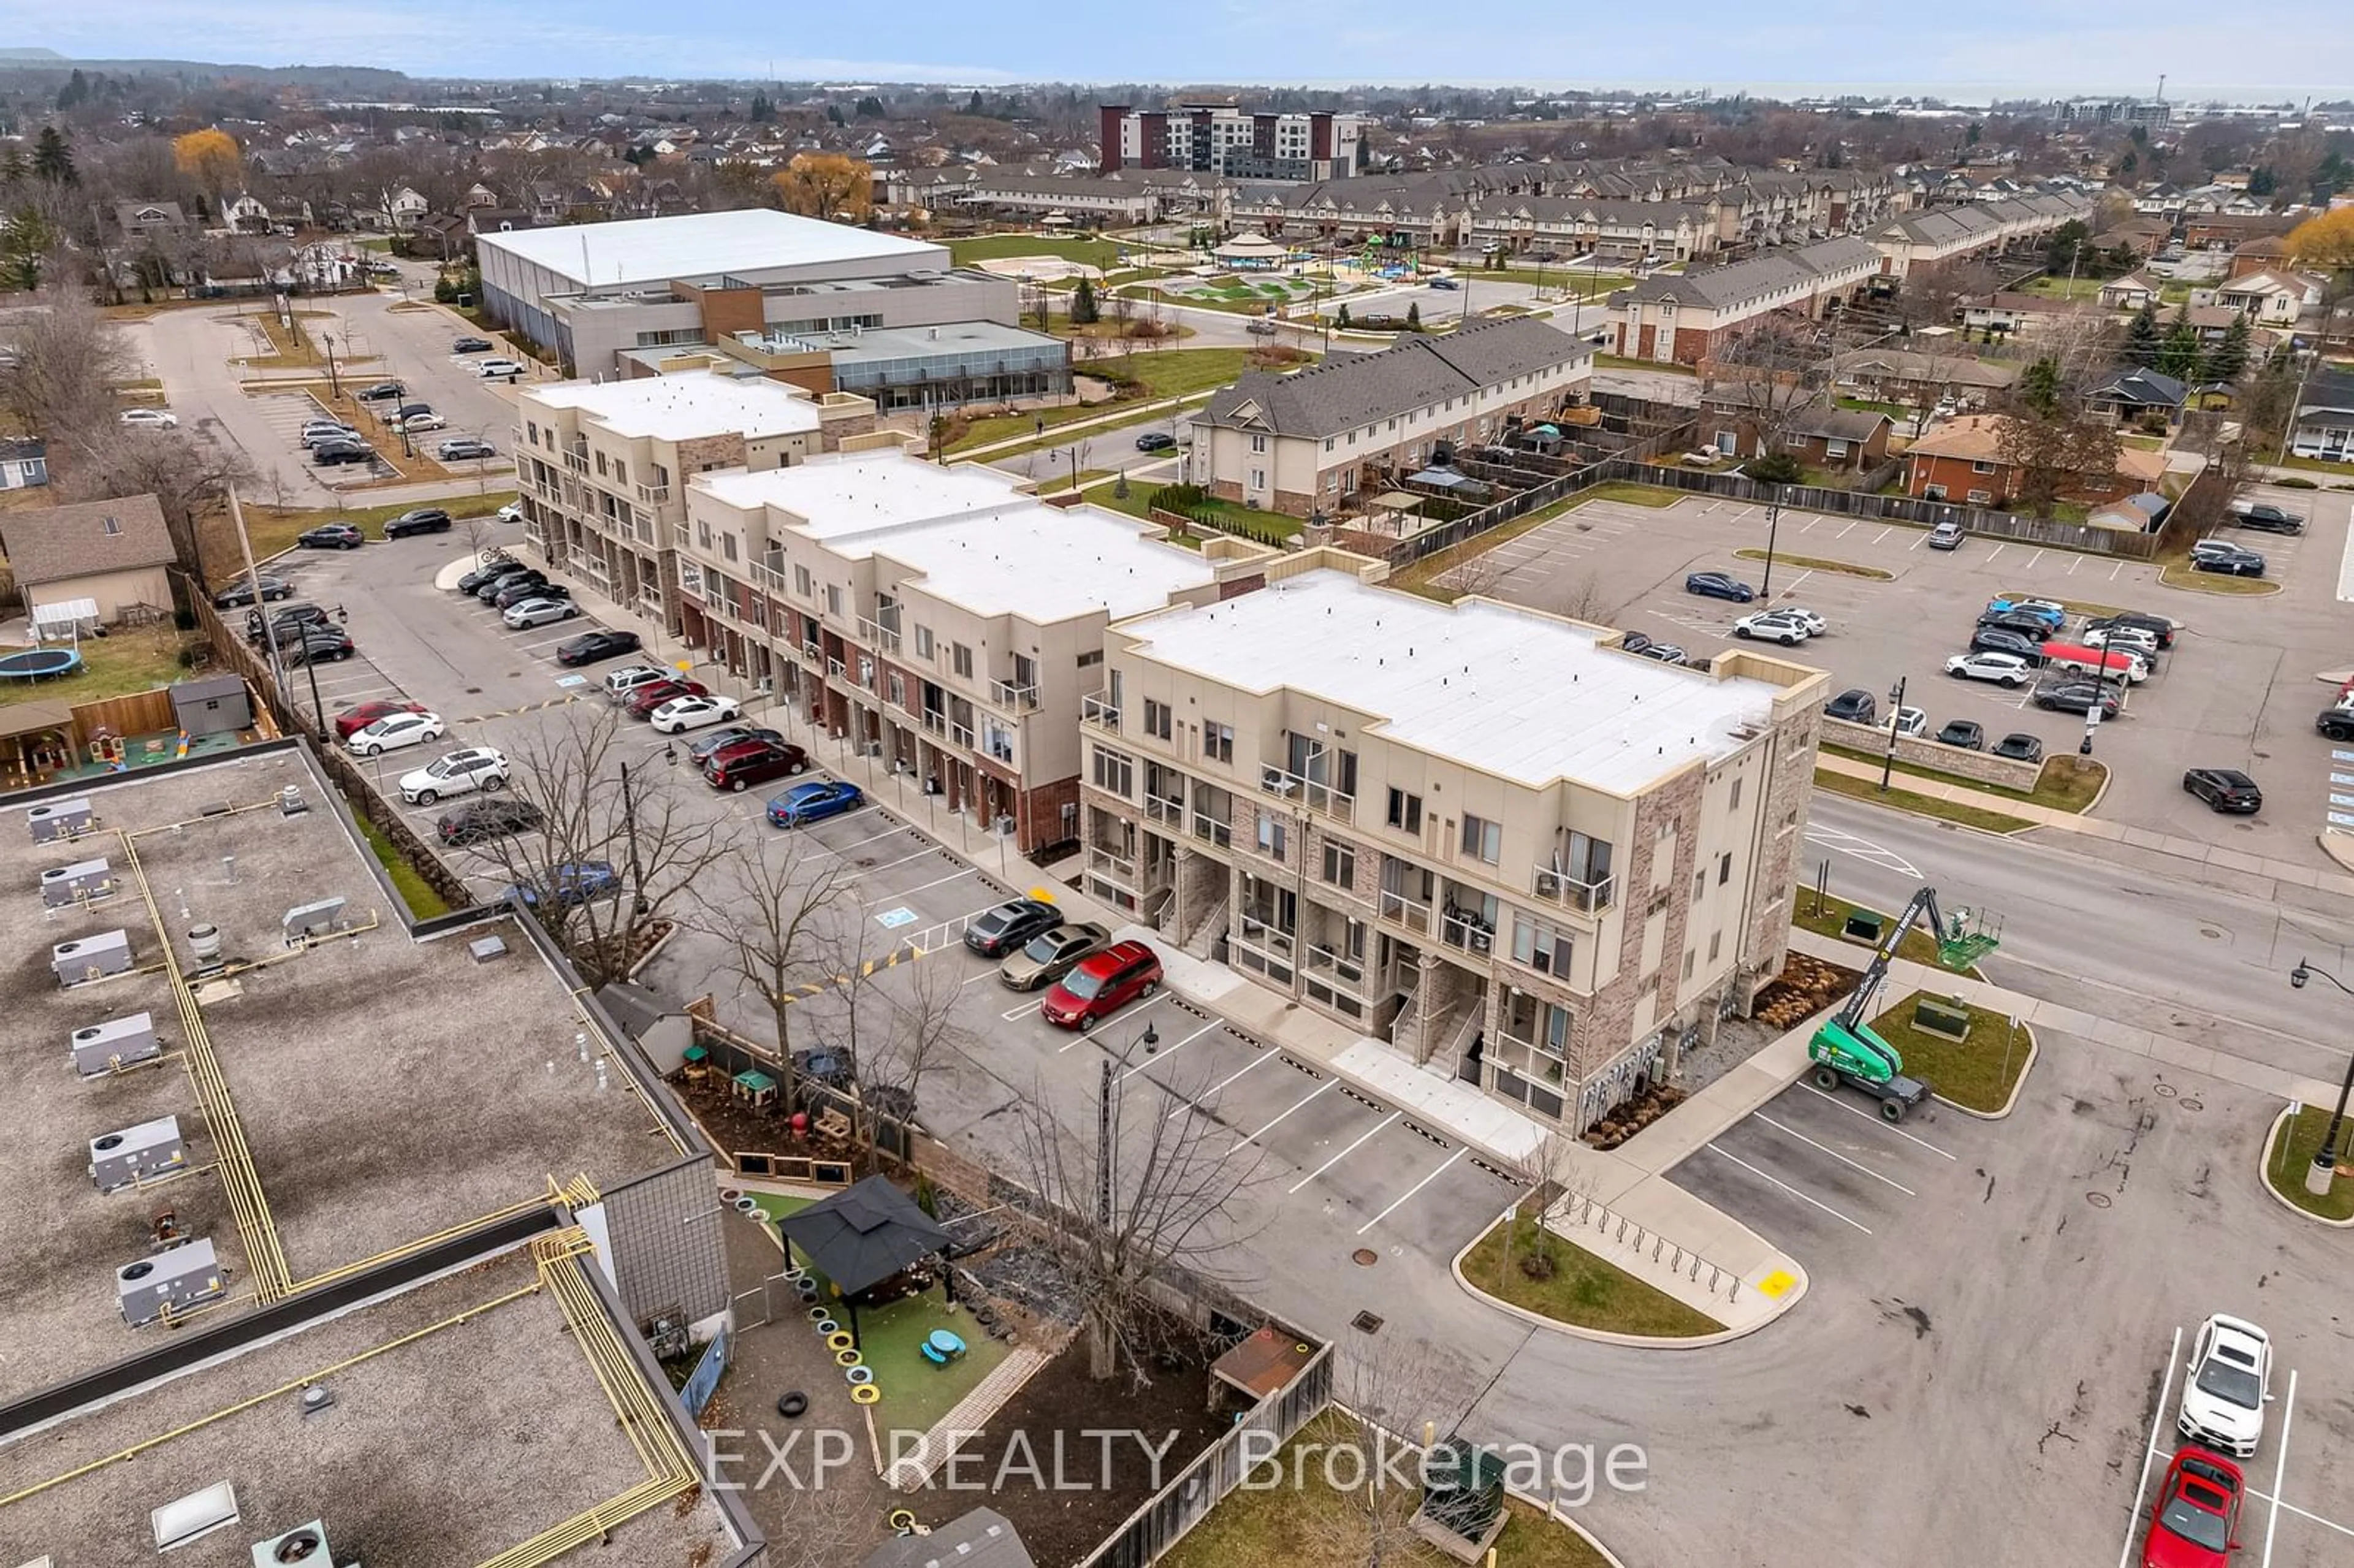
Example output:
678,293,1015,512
1460,484,2354,860
256,535,1523,1334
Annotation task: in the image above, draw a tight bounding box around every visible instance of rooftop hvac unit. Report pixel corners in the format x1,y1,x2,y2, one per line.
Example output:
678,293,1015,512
91,1114,186,1192
39,856,115,907
26,796,93,843
54,927,132,987
151,1481,240,1551
118,1236,224,1326
72,1011,160,1076
252,1520,333,1566
281,896,350,946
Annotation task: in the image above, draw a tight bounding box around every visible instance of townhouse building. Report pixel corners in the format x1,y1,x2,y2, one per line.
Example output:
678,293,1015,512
1082,569,1828,1131
1868,191,2090,279
1466,197,1724,263
673,451,1299,854
511,371,875,631
1610,237,1882,366
1194,316,1595,517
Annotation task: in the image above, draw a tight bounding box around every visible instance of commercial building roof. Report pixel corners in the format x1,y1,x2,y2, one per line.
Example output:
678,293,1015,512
526,371,821,441
764,318,1066,370
1114,569,1789,794
476,208,946,291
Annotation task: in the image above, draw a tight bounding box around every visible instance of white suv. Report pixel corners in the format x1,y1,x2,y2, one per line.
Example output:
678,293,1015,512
2177,1313,2272,1458
1733,609,1813,645
602,664,669,700
1943,651,2032,688
397,747,511,806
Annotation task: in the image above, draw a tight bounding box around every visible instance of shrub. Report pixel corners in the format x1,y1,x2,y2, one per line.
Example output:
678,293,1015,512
1746,451,1806,485
2277,476,2319,489
1149,482,1208,513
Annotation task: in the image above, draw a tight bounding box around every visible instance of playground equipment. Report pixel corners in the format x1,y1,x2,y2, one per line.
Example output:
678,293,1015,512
1808,888,1998,1121
0,647,83,681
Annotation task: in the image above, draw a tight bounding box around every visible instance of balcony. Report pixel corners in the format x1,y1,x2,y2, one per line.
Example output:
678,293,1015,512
989,678,1042,714
1086,841,1139,886
858,615,902,655
1144,793,1186,828
1303,942,1369,990
1236,915,1296,961
1534,866,1615,915
635,481,671,506
561,443,589,474
798,639,824,668
950,719,976,748
1080,695,1121,731
1258,764,1354,823
826,657,847,682
1377,889,1432,935
921,710,947,737
1190,810,1232,850
1439,907,1496,956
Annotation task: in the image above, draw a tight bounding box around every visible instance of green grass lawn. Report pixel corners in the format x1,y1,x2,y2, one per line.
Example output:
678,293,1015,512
1792,891,1992,975
2277,454,2354,476
2157,558,2283,596
1459,1212,1722,1338
947,398,1144,455
0,623,200,708
1836,396,1914,419
948,234,1127,270
1819,744,2105,814
2263,1106,2354,1223
1732,547,1892,580
1595,353,1693,375
1575,481,1682,508
1475,267,1632,295
356,812,451,918
1160,1410,1612,1568
202,491,519,573
1813,767,2034,833
2021,276,2108,300
1864,991,2030,1112
1086,347,1254,400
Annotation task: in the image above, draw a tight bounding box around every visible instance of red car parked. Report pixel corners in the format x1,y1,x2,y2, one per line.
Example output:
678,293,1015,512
332,699,428,740
2143,1447,2244,1567
701,739,810,793
1040,940,1164,1029
625,678,710,718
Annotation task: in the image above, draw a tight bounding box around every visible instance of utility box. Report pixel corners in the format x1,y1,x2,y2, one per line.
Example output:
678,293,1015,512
1913,994,1973,1041
27,796,94,843
281,897,349,946
72,1011,159,1076
90,1115,186,1192
40,856,115,908
1842,911,1885,942
116,1238,224,1327
54,929,132,987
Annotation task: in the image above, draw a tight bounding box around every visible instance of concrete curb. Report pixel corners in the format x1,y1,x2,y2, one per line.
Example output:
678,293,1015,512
2257,1105,2354,1228
1445,1215,1806,1352
1931,1022,2039,1121
2155,565,2284,598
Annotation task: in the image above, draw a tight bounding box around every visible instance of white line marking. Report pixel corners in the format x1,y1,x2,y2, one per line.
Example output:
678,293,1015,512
1120,1019,1223,1080
2117,1326,2185,1568
1290,1111,1400,1193
2028,549,2046,569
2261,1367,2297,1568
1799,518,1819,533
1796,1084,1959,1158
2068,555,2083,576
859,844,945,875
2246,1491,2354,1542
1908,531,1927,552
877,866,978,901
826,820,915,854
1837,520,1857,539
1752,1112,1918,1195
1357,1147,1469,1235
1000,999,1042,1022
2109,560,2125,582
1230,1079,1336,1154
1987,543,2008,565
1702,1143,1872,1233
1058,994,1167,1052
1873,527,1892,545
1165,1046,1279,1113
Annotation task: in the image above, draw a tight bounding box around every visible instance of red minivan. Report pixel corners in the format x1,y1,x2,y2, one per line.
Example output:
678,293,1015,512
701,739,809,793
1040,940,1164,1029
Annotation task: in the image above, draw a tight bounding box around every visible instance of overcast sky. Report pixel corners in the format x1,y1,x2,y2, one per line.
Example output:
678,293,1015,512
31,3,2354,99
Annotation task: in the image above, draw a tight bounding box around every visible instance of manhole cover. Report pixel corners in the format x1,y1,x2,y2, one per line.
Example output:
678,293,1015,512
2198,928,2223,940
464,687,484,695
2181,1098,2203,1113
2154,1083,2179,1098
1350,1310,1384,1334
1351,1248,1379,1267
2086,1192,2113,1209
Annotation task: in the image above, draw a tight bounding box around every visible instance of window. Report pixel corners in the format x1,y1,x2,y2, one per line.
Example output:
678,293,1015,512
825,585,843,618
915,625,935,660
1728,776,1742,810
1205,722,1234,763
1386,788,1422,835
594,451,608,476
527,421,539,445
1826,440,1849,460
1092,746,1135,797
1967,489,1992,504
1784,433,1809,450
1708,931,1723,962
696,520,713,549
1682,950,1696,980
614,460,627,485
1249,468,1267,492
952,643,974,679
1077,649,1103,669
1461,813,1502,866
1693,871,1705,903
1250,433,1267,454
1512,914,1574,976
722,533,738,562
1923,484,1948,501
1256,813,1287,859
1718,851,1733,886
1143,698,1173,741
1971,459,1998,474
793,564,813,597
102,514,120,536
1321,839,1356,888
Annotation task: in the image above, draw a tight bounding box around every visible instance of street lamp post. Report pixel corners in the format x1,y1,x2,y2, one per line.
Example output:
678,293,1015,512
1096,1022,1162,1226
322,333,340,401
1759,487,1783,599
2288,960,2354,1197
1879,674,1907,793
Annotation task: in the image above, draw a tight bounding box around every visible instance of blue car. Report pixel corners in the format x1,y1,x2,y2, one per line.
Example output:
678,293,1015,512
1684,571,1756,603
1984,597,2065,630
768,780,864,828
505,861,620,909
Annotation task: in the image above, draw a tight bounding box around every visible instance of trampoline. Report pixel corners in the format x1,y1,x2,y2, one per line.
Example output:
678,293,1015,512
0,648,81,682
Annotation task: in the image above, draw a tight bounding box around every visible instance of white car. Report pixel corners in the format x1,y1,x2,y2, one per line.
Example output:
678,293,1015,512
2081,626,2159,657
1893,706,1928,738
119,408,178,428
1732,610,1812,646
1943,651,2033,688
603,664,670,699
345,710,445,756
392,410,445,432
502,596,579,629
2177,1313,2272,1458
494,502,524,524
478,357,525,378
1772,606,1829,636
649,694,742,734
397,747,509,805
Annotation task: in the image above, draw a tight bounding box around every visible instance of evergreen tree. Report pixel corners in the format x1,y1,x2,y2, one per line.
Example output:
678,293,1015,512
966,90,985,116
2155,306,2201,381
54,69,88,110
749,92,773,123
826,103,845,127
2202,314,2252,383
32,126,74,185
855,96,884,120
1070,276,1099,325
2019,356,2062,416
2122,302,2162,368
1406,302,1422,331
1336,303,1352,330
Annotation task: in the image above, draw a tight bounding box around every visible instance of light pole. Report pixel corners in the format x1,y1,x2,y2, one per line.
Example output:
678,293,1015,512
1879,674,1907,792
1759,486,1783,599
1096,1022,1161,1226
2288,960,2354,1197
322,332,340,400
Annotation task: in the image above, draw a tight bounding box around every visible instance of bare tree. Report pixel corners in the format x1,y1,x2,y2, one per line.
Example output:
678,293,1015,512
1311,1338,1465,1568
842,945,973,1168
58,426,251,590
1702,313,1829,467
1992,356,2122,518
464,707,736,986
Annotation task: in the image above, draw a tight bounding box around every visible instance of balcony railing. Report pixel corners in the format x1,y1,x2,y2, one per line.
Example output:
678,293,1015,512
858,615,902,655
635,482,671,505
1534,866,1616,915
799,640,823,666
1087,843,1138,884
562,444,589,474
1236,916,1296,960
1190,812,1232,849
1377,890,1432,935
826,657,847,681
1493,1034,1569,1084
990,678,1042,714
1439,908,1496,956
1259,764,1355,822
921,710,947,737
1080,695,1121,730
1302,942,1367,988
949,720,976,748
1145,794,1186,827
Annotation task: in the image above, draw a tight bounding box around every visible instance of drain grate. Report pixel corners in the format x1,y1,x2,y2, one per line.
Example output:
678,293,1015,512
1350,1248,1378,1267
1350,1309,1384,1334
2086,1191,2113,1209
2154,1083,2179,1098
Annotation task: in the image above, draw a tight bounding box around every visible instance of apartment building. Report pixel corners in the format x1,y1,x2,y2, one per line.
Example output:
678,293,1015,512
512,370,874,631
1195,316,1595,517
1610,237,1881,367
673,451,1293,854
1100,102,1365,181
1084,570,1828,1130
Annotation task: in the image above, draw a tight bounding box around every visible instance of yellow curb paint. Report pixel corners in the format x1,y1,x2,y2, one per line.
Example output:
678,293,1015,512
1756,1269,1797,1299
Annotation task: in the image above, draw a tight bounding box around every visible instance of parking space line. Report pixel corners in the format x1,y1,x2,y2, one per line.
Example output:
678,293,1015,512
1908,532,1927,552
1836,521,1857,539
1001,999,1042,1022
1165,1045,1279,1113
2116,1325,2185,1568
882,866,978,902
1119,1019,1223,1081
1057,993,1167,1052
2028,549,2045,569
1357,1147,1467,1235
1229,1079,1335,1155
859,844,945,875
1873,527,1892,545
2260,1367,2297,1568
1987,543,2007,565
1289,1110,1400,1193
2248,1493,2354,1544
1751,1112,1916,1195
1703,1143,1872,1233
1797,1084,1957,1158
828,820,916,854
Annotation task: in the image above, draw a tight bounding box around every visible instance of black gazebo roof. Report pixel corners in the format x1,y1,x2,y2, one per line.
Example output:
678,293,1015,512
776,1174,951,1297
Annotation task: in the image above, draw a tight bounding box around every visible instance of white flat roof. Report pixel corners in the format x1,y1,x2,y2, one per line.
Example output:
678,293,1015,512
696,454,1216,624
525,373,819,441
477,210,945,291
1116,570,1785,794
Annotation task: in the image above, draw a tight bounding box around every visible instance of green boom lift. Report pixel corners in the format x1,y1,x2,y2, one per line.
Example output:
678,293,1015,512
1807,887,1998,1121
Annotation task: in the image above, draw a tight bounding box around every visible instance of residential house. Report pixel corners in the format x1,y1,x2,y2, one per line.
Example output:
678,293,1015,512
2083,367,2189,424
1610,237,1882,365
1903,414,2169,504
2288,367,2354,464
1819,347,2017,410
950,172,1164,227
1083,567,1828,1129
1959,291,2106,339
0,493,177,625
2097,271,2166,311
0,436,48,490
2182,213,2296,250
112,200,188,242
1697,387,1891,469
2212,270,2322,327
2228,235,2291,279
378,186,430,230
1194,316,1595,516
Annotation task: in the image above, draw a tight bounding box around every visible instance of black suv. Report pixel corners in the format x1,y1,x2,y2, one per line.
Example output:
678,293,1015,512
2183,768,2262,813
2034,682,2122,717
2085,611,2176,649
356,381,404,402
384,508,454,539
1825,688,1878,724
2317,707,2354,742
438,797,546,847
247,603,330,644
